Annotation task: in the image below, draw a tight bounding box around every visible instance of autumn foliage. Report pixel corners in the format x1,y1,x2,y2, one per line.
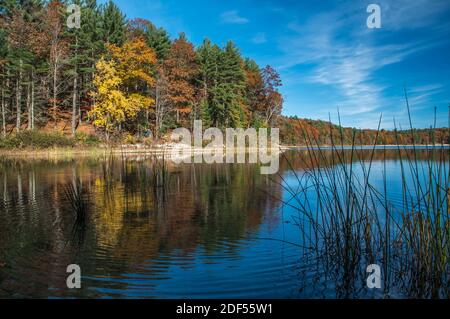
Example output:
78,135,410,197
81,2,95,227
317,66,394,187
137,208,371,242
0,1,446,145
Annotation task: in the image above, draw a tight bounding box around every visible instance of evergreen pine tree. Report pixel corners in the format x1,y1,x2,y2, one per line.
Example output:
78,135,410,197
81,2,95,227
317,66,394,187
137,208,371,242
66,0,105,133
3,2,42,131
196,38,222,126
212,41,245,127
145,22,171,61
101,0,126,46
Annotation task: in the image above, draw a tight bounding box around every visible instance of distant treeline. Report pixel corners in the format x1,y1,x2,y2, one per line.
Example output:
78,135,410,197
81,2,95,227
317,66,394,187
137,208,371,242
279,116,450,145
0,0,283,140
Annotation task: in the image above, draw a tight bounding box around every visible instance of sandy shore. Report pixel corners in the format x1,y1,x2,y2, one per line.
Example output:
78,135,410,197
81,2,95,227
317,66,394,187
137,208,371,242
0,144,448,159
0,145,286,159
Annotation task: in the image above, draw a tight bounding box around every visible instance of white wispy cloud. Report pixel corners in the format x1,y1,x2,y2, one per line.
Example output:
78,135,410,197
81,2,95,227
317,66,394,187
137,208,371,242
220,10,249,24
251,32,266,44
407,84,444,110
378,0,450,31
409,84,443,94
276,0,449,122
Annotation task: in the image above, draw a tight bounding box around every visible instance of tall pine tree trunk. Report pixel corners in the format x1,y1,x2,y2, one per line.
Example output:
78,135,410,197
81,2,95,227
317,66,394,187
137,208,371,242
31,70,35,130
71,36,78,137
72,74,78,136
16,59,22,132
2,70,9,137
1,78,5,137
78,96,81,125
78,75,83,126
155,83,160,139
52,62,57,126
26,81,31,130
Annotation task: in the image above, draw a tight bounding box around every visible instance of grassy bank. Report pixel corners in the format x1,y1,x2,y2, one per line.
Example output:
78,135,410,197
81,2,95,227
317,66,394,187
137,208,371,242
0,130,100,149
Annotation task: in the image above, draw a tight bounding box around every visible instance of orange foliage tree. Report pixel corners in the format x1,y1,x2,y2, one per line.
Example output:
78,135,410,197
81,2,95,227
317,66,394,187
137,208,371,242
163,33,199,126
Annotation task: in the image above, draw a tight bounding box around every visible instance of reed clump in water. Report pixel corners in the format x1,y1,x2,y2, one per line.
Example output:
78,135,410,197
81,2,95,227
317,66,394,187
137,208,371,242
150,155,169,190
276,101,449,298
390,100,449,298
64,178,90,245
148,155,170,213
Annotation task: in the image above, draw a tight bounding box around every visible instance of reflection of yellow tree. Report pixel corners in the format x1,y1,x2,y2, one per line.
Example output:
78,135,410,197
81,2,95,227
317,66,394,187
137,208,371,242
86,158,282,262
92,171,156,250
92,178,125,248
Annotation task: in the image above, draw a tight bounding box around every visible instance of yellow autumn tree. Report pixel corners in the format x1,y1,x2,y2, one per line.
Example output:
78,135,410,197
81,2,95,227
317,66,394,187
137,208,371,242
89,59,136,138
108,37,156,88
89,38,156,138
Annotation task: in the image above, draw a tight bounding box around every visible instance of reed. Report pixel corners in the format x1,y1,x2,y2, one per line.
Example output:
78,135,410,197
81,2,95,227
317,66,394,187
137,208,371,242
64,178,90,245
275,99,449,298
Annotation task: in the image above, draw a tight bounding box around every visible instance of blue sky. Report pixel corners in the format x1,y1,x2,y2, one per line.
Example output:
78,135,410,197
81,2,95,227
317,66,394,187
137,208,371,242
101,0,450,129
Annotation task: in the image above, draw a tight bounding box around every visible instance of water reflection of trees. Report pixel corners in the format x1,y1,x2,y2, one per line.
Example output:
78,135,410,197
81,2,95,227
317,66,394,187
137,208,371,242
92,158,282,256
280,148,449,172
0,156,282,297
1,148,446,298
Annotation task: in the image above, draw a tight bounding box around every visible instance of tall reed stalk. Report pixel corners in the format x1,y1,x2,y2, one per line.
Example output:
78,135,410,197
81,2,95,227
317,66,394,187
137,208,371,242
64,178,89,245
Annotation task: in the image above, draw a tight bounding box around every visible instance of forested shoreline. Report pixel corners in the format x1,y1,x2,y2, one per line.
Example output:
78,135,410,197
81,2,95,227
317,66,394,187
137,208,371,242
0,0,448,150
280,117,449,146
0,1,283,140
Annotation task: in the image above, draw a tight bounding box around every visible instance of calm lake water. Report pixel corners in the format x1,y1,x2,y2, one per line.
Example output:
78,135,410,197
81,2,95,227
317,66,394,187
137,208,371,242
0,148,448,298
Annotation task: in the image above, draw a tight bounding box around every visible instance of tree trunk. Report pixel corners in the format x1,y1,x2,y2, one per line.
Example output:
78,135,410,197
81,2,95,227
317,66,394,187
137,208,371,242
78,101,82,125
1,78,5,137
78,75,82,125
16,59,22,132
2,70,10,137
53,62,57,126
72,36,78,137
31,70,35,130
155,83,160,139
72,75,78,136
26,81,31,130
